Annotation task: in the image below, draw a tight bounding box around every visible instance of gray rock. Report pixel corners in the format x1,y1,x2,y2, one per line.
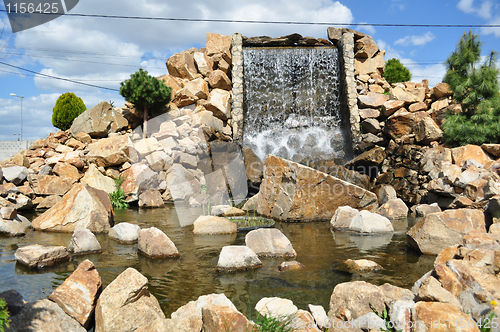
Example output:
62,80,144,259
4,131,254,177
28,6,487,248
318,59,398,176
0,207,16,220
70,101,128,138
15,244,69,268
0,289,25,316
330,206,359,230
2,166,28,185
376,198,408,219
68,228,102,255
166,163,201,201
0,214,31,236
351,312,385,330
108,222,141,244
350,210,394,233
216,245,262,272
361,118,381,135
245,228,296,257
6,299,86,332
388,300,415,332
138,227,179,258
413,203,441,217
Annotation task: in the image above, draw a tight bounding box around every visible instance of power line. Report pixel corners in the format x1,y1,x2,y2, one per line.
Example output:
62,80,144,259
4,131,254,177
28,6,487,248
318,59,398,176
0,9,499,28
0,61,120,91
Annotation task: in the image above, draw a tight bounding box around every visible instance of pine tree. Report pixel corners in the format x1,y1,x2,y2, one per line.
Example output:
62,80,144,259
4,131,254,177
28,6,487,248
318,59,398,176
119,69,172,138
442,31,500,146
383,58,412,84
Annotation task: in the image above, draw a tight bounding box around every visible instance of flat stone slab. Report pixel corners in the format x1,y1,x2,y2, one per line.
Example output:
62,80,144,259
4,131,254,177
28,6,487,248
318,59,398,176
14,244,69,269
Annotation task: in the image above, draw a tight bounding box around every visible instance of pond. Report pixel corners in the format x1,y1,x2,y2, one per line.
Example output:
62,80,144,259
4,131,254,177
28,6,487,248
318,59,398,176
0,205,434,318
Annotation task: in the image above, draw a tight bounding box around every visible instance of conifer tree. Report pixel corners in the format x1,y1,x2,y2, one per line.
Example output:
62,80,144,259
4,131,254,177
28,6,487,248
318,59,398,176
119,69,172,138
442,31,500,146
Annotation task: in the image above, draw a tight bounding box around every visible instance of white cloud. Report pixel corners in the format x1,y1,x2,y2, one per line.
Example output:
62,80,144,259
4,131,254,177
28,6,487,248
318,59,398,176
458,0,475,13
0,0,355,141
458,0,494,20
482,16,500,37
356,23,376,35
395,32,435,46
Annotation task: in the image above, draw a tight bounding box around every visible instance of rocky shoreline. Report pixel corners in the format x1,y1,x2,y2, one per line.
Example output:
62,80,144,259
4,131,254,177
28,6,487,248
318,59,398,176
0,30,499,331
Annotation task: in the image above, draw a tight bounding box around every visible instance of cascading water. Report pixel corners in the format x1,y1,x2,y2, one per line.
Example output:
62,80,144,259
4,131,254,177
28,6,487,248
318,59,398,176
242,46,350,163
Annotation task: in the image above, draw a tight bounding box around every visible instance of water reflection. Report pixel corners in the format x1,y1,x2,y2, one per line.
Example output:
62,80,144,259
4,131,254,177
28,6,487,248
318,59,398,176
0,207,433,317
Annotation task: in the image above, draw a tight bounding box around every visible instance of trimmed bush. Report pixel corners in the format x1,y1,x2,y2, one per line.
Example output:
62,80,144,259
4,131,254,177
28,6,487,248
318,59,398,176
383,58,412,84
52,92,87,131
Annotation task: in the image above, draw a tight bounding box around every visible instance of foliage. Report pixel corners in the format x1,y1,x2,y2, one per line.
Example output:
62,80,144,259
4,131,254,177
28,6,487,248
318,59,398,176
370,303,402,332
478,312,496,332
383,58,412,84
442,31,500,146
249,314,294,332
51,92,87,131
0,298,10,332
109,176,129,210
119,68,172,137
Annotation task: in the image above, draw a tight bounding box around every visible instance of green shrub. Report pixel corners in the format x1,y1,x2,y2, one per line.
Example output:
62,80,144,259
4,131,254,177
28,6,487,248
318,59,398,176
0,298,10,332
383,58,412,84
51,92,87,131
120,68,172,138
442,31,500,146
109,176,129,210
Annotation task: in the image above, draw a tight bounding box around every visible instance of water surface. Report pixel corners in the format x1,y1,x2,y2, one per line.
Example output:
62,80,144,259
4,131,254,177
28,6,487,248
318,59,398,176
0,205,434,317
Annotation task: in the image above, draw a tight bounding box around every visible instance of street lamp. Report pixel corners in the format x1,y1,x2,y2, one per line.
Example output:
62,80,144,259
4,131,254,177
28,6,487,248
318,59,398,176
10,93,24,141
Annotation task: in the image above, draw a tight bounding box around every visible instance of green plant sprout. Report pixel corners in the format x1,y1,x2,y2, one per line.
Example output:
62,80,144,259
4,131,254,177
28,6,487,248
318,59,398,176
370,303,402,332
109,176,129,210
0,298,10,332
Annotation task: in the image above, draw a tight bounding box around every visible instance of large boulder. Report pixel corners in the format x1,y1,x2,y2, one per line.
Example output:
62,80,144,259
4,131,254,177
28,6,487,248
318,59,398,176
80,164,116,194
253,155,378,221
216,245,262,272
376,198,409,219
206,33,232,56
95,268,166,332
166,163,201,201
390,86,426,104
407,209,487,255
413,302,480,332
328,281,386,320
6,299,86,332
138,227,179,258
245,228,296,257
14,244,69,269
452,144,494,167
384,110,430,139
70,101,128,138
415,117,443,145
205,89,231,121
202,304,254,332
48,260,102,328
87,134,130,167
32,184,114,233
138,189,165,208
166,51,200,80
170,293,237,332
121,162,160,201
32,175,74,196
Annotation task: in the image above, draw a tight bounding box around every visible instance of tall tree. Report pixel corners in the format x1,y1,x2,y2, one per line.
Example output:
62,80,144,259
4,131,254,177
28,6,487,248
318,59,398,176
442,31,500,146
119,69,172,138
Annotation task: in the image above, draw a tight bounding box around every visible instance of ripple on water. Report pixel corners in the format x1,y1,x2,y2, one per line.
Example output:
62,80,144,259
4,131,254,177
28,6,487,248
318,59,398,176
0,208,432,317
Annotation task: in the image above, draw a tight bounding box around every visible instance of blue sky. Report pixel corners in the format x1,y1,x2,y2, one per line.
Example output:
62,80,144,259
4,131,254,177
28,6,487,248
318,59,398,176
0,0,499,141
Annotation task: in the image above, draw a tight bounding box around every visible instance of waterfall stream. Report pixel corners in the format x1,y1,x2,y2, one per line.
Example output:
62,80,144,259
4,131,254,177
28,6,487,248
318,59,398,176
242,46,349,163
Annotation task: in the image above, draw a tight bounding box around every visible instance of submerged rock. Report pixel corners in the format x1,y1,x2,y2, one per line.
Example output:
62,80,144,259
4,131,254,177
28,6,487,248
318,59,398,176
108,222,141,244
193,216,237,235
245,228,296,258
216,245,262,272
14,244,69,269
